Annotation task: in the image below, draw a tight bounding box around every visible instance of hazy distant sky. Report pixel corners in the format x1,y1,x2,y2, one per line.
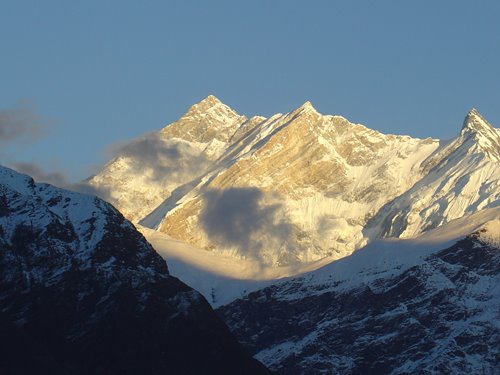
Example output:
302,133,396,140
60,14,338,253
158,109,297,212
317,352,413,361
1,0,499,181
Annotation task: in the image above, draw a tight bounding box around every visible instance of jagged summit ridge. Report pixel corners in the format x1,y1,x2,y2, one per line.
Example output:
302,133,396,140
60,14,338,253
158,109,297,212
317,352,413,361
462,107,491,131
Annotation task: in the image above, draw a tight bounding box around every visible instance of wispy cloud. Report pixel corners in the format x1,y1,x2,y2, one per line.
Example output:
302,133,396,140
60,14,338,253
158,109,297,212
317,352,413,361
0,103,113,201
9,162,112,201
108,134,212,183
0,105,47,144
199,187,292,264
10,162,68,187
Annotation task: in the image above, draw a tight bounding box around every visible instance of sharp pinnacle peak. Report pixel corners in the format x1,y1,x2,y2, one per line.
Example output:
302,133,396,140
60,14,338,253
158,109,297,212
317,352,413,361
466,107,480,118
462,107,489,129
184,94,238,118
462,107,492,132
199,94,223,106
294,100,319,115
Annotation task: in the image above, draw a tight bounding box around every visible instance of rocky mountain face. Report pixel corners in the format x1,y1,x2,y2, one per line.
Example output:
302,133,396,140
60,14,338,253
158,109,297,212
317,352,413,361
217,216,500,374
0,165,270,374
88,97,500,266
366,108,500,239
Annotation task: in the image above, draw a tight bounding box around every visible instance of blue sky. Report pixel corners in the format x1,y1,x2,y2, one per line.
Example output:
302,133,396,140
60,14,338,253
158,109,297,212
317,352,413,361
1,0,499,181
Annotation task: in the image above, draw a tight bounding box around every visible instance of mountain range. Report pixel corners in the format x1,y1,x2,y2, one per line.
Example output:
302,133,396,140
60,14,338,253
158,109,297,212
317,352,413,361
3,95,499,374
88,96,500,267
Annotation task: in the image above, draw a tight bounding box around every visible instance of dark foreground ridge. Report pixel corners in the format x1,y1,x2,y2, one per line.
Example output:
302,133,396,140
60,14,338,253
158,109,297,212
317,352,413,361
218,231,500,374
0,165,270,375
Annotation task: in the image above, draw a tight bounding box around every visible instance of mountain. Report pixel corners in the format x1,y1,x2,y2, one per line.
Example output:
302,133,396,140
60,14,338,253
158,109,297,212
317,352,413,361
365,108,500,239
217,209,500,374
87,95,252,223
88,96,499,266
0,165,270,374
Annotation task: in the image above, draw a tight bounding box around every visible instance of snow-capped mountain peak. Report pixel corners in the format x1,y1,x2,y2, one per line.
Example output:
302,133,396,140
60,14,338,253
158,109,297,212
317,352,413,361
367,108,500,240
159,94,247,144
188,94,224,110
462,107,490,131
297,100,318,113
287,100,321,120
459,107,500,161
200,94,222,105
180,94,241,123
461,107,498,139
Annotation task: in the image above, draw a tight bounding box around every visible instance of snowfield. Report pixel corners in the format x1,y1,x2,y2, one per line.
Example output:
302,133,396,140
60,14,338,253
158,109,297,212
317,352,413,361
141,207,500,307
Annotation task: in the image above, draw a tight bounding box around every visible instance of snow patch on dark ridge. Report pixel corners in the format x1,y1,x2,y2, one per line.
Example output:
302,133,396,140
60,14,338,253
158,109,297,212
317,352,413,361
218,226,500,374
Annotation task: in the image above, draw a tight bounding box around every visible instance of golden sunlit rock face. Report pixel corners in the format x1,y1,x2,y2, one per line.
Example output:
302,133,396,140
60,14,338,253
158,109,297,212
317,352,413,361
150,99,438,265
89,97,500,266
